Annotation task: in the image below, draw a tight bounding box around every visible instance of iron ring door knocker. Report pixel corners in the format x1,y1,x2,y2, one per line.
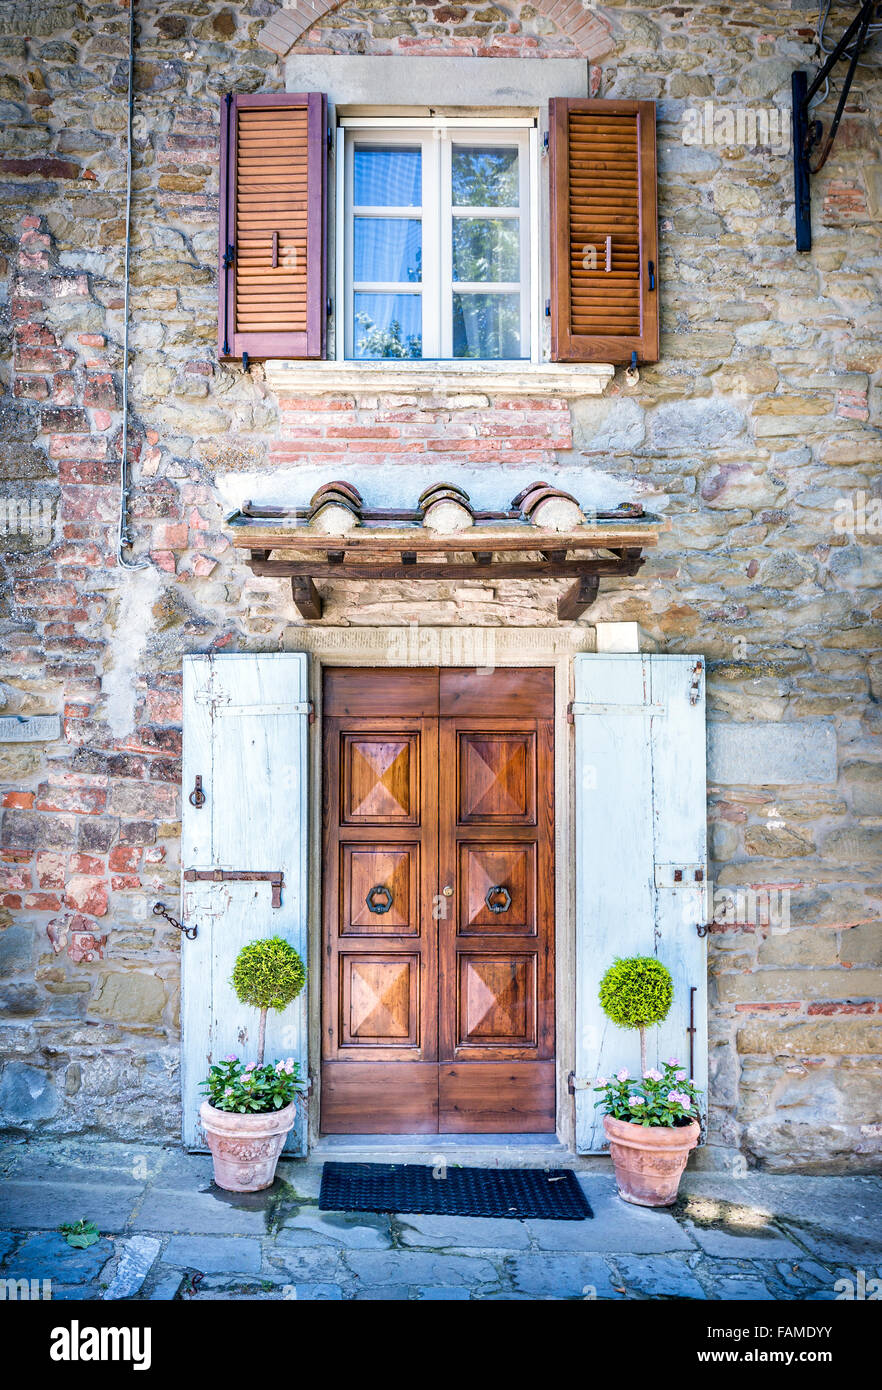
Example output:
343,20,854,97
366,885,393,914
188,775,205,808
485,885,512,914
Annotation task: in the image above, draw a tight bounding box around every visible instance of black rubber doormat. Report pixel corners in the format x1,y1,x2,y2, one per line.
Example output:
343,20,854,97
319,1162,593,1220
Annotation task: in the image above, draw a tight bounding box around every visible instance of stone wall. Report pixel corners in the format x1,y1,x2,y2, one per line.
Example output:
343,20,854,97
1,0,881,1170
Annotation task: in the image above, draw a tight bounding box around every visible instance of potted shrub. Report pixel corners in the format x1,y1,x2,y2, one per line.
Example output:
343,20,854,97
594,956,701,1207
200,935,306,1193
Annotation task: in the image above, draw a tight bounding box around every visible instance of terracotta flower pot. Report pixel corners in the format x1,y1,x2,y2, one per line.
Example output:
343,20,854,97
200,1099,296,1193
603,1114,700,1207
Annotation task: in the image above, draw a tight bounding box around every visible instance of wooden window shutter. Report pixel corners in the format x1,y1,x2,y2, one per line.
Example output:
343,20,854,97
549,99,658,365
218,92,327,362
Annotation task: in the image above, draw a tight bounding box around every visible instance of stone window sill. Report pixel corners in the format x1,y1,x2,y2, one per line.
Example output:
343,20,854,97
262,360,615,399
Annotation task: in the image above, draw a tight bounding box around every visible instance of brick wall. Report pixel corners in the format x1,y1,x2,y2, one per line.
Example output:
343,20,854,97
0,0,881,1169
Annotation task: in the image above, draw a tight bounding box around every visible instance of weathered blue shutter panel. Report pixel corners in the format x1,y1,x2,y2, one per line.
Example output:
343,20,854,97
572,654,707,1152
181,654,309,1153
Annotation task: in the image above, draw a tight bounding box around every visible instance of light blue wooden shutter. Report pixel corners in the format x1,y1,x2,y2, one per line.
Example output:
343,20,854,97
572,654,707,1152
181,654,310,1153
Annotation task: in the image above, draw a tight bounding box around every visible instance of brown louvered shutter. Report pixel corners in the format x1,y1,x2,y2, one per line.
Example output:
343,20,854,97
218,92,327,362
549,99,658,365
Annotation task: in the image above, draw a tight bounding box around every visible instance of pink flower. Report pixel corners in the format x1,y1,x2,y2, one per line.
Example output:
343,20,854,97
667,1058,680,1068
595,1076,608,1087
224,1054,237,1062
644,1067,663,1082
629,1095,645,1106
244,1062,255,1072
616,1068,629,1082
675,1070,688,1081
667,1090,680,1104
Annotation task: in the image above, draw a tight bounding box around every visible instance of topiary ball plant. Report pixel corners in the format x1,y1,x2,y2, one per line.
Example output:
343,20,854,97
599,955,673,1076
231,936,306,1066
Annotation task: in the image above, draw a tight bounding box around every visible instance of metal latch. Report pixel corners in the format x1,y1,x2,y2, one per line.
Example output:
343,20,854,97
568,700,664,722
567,1072,594,1095
183,869,284,909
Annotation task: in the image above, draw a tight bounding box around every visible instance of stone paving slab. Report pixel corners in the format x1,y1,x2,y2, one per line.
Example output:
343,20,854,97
100,1235,162,1300
776,1221,882,1268
5,1232,115,1284
711,1277,774,1300
163,1235,263,1275
680,1175,882,1242
278,1210,392,1249
528,1177,695,1253
508,1253,623,1299
0,1182,139,1232
346,1250,502,1293
682,1219,803,1260
611,1255,707,1300
263,1246,350,1285
132,1187,269,1236
397,1212,532,1250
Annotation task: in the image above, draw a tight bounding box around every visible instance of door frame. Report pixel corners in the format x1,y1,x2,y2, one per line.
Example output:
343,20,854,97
290,626,588,1151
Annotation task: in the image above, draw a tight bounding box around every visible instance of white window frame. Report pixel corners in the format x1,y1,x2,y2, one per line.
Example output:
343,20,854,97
335,115,540,364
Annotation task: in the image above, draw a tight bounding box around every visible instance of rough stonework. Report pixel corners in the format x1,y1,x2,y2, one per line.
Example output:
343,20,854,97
1,1,881,1172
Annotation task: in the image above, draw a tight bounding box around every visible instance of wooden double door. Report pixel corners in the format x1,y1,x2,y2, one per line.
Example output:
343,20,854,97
321,667,556,1133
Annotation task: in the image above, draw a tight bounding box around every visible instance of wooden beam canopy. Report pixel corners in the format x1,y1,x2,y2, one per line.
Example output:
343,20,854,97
226,490,662,621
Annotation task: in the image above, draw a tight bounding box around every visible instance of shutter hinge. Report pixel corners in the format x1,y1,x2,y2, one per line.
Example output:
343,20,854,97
545,298,551,317
689,658,704,705
328,125,333,153
308,700,316,724
223,243,235,269
242,351,250,373
648,259,656,291
542,130,549,155
326,297,333,318
567,1072,593,1094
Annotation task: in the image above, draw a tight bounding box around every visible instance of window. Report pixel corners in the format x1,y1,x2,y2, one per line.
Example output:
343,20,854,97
336,117,538,362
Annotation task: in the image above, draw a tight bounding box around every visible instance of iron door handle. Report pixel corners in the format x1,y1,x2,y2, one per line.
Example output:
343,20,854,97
366,885,393,914
485,885,512,913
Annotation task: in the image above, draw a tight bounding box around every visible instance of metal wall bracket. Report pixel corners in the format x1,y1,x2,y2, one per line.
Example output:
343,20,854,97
567,1072,594,1094
183,868,284,908
792,0,880,251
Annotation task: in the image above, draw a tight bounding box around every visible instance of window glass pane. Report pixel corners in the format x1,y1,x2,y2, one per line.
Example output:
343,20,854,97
354,218,422,284
452,292,521,359
453,218,519,283
452,146,519,207
354,146,421,207
354,293,422,359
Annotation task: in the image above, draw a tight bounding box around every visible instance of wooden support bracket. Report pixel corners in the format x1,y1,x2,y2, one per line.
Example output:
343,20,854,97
557,574,600,621
292,576,322,619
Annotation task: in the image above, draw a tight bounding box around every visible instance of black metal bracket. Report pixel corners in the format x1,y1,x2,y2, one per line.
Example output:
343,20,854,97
792,0,880,251
183,868,284,908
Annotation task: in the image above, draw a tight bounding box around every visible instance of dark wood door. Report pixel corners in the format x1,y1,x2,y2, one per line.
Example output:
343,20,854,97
321,668,554,1134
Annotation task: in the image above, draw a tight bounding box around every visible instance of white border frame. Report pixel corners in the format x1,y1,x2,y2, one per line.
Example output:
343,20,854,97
336,115,541,365
294,627,588,1152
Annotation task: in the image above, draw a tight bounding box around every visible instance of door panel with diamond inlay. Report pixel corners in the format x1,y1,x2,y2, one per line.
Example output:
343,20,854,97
322,668,554,1134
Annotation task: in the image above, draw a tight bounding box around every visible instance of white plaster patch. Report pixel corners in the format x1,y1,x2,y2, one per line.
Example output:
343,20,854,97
103,567,162,739
217,462,635,514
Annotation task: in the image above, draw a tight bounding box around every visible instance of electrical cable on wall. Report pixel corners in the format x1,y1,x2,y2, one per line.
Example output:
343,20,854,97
118,0,149,570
